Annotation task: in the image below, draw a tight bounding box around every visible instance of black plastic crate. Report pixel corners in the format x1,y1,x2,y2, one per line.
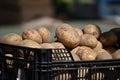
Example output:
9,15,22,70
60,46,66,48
0,43,120,80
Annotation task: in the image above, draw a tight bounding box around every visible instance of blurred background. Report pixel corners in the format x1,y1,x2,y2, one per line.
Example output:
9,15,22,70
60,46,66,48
0,0,120,37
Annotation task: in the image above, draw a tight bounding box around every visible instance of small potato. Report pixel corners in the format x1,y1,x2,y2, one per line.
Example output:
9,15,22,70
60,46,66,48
83,24,101,39
55,23,80,49
18,39,42,48
38,27,51,43
112,49,120,59
0,33,22,45
22,29,42,44
74,27,83,37
95,49,112,60
70,46,81,61
80,34,98,48
76,46,97,60
99,31,118,47
51,42,65,48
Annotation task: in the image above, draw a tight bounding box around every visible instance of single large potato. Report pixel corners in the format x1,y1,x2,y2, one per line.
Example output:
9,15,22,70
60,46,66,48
80,34,98,48
38,27,51,43
76,46,97,60
83,24,101,39
18,39,42,48
95,49,112,60
99,31,118,47
74,27,83,37
0,33,22,45
22,29,42,44
55,23,80,49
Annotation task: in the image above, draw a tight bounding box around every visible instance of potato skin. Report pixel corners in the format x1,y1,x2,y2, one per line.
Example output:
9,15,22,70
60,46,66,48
40,43,55,48
51,42,65,48
38,27,51,43
95,49,112,60
112,49,120,59
70,46,81,61
22,29,42,44
99,31,118,47
74,27,83,37
55,23,80,49
0,33,22,45
76,46,97,60
18,39,42,48
80,34,98,48
83,24,101,39
93,41,103,51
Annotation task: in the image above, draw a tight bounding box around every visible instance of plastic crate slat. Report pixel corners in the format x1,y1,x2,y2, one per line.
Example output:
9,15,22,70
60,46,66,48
1,43,120,80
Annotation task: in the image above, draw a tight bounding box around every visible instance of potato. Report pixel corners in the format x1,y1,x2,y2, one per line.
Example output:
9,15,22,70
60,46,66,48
112,49,120,59
22,29,42,44
55,23,80,49
40,43,55,48
94,41,103,49
99,31,118,47
104,47,117,54
70,46,81,61
51,42,65,48
95,49,112,60
18,39,42,48
38,27,51,43
74,27,83,37
80,34,98,48
83,24,101,39
76,46,97,60
0,33,22,45
110,28,120,48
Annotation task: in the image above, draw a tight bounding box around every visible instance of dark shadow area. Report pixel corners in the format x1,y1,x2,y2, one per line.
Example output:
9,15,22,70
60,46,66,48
0,0,21,25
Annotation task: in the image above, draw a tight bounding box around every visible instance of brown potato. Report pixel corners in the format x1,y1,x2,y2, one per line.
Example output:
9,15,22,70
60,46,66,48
74,27,83,37
22,29,42,44
55,23,80,49
83,24,101,39
95,49,112,60
80,34,98,48
0,33,22,45
76,46,97,60
70,46,81,61
51,42,65,48
104,47,117,54
38,27,51,43
18,39,42,48
112,49,120,59
99,31,118,47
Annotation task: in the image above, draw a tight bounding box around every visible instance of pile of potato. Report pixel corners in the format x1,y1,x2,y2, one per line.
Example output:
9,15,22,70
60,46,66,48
1,23,120,80
0,23,120,62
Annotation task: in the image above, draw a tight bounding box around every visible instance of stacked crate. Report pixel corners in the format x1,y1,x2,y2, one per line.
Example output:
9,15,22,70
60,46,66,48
0,0,54,24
